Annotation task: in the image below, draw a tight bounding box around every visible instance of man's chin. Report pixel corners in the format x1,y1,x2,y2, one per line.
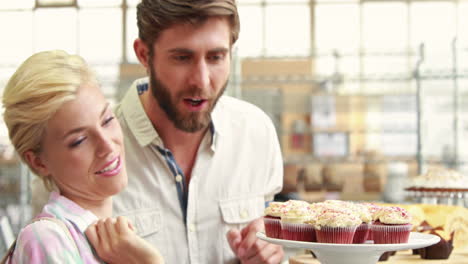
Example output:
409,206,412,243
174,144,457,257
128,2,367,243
174,118,210,133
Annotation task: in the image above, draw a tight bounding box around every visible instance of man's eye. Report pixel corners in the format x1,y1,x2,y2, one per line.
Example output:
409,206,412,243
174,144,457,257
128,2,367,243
174,55,190,61
208,53,225,62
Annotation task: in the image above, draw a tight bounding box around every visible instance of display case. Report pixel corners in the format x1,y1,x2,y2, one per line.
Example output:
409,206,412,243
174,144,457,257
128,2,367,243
238,43,468,203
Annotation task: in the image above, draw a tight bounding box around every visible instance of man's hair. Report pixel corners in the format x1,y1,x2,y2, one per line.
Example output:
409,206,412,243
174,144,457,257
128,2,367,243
2,50,98,190
136,0,240,49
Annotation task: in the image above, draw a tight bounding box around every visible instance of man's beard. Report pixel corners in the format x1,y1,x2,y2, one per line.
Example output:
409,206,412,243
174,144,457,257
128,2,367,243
149,63,227,133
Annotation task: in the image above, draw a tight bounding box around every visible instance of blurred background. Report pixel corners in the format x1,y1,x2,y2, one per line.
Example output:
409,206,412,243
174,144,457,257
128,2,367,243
1,0,468,246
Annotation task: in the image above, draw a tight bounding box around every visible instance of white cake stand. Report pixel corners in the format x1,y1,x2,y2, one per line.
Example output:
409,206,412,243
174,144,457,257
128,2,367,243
257,232,440,264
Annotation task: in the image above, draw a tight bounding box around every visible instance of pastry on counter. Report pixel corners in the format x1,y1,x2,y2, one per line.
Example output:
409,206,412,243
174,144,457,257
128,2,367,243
406,167,468,192
420,229,454,259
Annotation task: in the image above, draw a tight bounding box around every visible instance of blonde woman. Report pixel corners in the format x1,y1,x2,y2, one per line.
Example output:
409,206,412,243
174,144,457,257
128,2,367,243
3,50,162,264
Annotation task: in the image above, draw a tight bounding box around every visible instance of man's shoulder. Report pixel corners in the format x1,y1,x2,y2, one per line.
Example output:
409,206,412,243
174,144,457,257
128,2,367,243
217,95,271,122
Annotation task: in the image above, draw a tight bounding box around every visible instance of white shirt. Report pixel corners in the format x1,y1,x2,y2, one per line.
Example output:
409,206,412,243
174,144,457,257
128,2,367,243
112,78,283,264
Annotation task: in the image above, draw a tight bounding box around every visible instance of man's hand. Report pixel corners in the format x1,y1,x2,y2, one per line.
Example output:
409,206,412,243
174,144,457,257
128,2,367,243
227,218,284,264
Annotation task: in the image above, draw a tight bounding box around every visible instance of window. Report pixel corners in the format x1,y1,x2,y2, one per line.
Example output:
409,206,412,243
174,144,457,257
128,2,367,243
126,7,139,63
237,5,263,57
314,2,360,83
265,4,310,56
79,8,122,63
37,0,75,6
360,2,410,93
0,12,33,64
33,8,77,53
411,2,456,71
78,0,121,7
0,0,34,9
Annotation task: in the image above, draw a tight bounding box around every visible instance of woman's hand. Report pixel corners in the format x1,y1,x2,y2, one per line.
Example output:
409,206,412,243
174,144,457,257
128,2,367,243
85,216,164,264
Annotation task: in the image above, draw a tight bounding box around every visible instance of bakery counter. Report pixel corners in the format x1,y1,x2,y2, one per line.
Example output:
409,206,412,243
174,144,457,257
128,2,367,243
289,248,468,264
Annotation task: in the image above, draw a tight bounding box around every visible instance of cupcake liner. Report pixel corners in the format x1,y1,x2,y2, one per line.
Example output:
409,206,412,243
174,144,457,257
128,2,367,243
371,223,412,244
264,216,282,239
353,222,371,244
281,222,316,242
315,226,357,244
419,238,454,260
368,229,373,241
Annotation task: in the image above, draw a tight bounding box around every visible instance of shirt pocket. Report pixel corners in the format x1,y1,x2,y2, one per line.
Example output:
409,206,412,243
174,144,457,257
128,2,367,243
219,195,265,227
219,196,265,262
121,208,161,237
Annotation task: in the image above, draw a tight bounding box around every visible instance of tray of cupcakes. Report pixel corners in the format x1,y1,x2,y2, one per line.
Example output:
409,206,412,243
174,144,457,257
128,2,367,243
257,200,440,264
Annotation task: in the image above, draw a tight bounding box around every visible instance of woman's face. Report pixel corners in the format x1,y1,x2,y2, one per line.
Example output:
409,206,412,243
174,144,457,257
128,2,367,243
35,83,127,206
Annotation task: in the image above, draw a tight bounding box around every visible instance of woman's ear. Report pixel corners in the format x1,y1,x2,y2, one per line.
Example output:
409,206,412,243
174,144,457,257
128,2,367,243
24,150,50,177
134,38,150,69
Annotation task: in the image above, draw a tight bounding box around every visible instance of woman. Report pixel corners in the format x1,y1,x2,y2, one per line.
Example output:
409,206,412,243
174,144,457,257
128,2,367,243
3,50,162,264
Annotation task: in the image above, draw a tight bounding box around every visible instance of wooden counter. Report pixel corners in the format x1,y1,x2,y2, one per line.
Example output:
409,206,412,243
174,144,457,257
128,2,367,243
289,249,468,264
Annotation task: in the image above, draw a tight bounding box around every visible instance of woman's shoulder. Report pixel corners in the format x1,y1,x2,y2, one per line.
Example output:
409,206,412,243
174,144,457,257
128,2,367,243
17,218,70,247
12,217,81,263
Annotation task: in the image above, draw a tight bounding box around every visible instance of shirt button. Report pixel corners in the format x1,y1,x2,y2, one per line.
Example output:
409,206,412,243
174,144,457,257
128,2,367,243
175,174,183,182
189,223,196,232
240,209,249,219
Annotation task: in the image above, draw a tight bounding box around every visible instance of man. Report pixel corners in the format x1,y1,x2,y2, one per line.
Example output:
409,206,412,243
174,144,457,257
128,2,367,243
113,0,284,263
32,0,284,263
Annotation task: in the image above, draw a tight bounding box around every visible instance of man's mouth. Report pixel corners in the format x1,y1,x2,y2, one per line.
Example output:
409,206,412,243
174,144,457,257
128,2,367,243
184,98,206,106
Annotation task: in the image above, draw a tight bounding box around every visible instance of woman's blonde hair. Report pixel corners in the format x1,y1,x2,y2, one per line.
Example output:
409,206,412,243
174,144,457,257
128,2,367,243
2,50,98,190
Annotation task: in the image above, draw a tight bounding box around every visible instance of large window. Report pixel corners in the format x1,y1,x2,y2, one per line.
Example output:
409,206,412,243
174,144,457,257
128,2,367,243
1,0,468,162
237,0,311,57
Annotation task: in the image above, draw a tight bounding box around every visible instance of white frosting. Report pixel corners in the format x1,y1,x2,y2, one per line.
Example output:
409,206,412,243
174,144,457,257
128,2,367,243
280,200,313,223
351,203,372,223
313,208,361,229
375,206,412,225
264,202,283,217
409,168,468,189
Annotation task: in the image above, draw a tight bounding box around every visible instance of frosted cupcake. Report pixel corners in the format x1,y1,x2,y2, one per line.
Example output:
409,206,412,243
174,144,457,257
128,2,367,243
351,203,373,244
314,206,361,244
280,200,316,242
362,203,383,241
264,202,284,239
321,200,371,243
371,206,412,244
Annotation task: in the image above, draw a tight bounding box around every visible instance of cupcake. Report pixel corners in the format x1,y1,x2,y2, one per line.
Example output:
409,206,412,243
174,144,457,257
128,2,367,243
412,220,435,255
280,200,316,242
263,202,283,239
351,203,372,244
419,229,454,259
313,205,361,244
324,200,372,244
362,203,383,241
322,200,372,243
371,206,412,244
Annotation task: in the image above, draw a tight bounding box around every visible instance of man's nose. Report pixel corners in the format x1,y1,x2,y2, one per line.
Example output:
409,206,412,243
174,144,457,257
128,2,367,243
188,59,210,89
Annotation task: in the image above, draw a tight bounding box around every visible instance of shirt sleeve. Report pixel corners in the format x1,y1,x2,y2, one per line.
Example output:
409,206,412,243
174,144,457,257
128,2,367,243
11,220,83,264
